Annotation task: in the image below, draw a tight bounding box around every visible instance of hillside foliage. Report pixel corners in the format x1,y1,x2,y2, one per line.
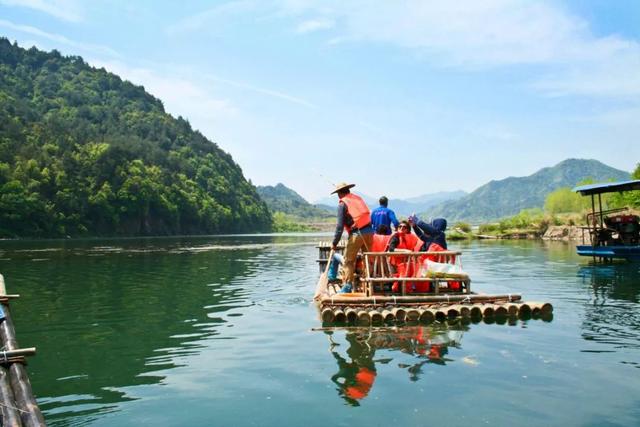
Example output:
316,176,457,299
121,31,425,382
0,39,271,237
427,159,630,222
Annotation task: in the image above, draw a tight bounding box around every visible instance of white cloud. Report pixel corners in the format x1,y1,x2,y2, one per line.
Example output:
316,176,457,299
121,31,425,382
295,18,334,34
0,19,119,57
0,0,83,23
276,0,640,98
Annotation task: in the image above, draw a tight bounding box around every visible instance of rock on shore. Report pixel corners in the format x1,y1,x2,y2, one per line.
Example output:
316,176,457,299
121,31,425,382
543,225,590,243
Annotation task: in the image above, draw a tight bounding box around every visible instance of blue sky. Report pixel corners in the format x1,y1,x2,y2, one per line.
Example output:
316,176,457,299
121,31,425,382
1,1,639,203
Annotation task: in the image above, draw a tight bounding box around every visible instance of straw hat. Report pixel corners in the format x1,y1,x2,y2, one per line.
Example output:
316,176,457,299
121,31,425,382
331,182,355,194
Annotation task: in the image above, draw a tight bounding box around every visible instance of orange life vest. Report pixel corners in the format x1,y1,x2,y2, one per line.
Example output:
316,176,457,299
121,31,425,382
340,193,371,233
371,234,391,252
344,367,376,400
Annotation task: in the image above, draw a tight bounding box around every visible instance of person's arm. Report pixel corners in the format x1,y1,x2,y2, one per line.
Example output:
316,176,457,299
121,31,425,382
412,223,428,243
388,234,399,252
389,209,399,229
416,219,438,235
332,203,346,248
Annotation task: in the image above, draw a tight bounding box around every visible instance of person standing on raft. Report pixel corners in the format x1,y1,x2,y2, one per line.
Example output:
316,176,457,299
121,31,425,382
331,182,374,293
371,196,399,235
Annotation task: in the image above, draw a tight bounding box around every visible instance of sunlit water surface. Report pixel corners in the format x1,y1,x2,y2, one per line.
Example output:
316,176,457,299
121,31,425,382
0,236,639,426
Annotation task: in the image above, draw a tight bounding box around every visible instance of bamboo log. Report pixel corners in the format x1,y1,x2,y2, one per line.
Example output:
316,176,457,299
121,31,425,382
381,309,395,322
505,303,519,316
518,302,532,316
418,309,434,323
481,304,495,317
469,305,482,318
391,307,406,322
529,302,553,316
370,310,384,324
321,308,335,323
405,308,420,322
0,274,46,427
446,306,460,319
0,366,22,427
434,308,447,322
345,308,358,323
333,309,346,323
492,305,508,317
357,310,371,323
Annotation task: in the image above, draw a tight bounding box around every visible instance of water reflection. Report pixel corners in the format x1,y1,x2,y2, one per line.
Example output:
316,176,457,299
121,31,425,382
0,235,319,425
326,323,466,405
578,263,640,358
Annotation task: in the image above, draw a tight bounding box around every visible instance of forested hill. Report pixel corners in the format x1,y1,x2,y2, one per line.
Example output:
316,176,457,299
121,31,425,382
427,159,630,222
0,38,271,237
256,184,333,218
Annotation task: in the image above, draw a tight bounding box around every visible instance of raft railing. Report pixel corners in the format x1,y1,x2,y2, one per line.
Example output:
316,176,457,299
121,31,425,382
361,251,470,296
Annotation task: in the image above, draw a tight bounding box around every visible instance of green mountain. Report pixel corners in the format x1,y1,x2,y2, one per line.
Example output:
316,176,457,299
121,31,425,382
256,183,333,219
426,159,630,222
0,38,271,237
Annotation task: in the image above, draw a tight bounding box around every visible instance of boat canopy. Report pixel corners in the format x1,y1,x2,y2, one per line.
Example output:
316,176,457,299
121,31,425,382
572,179,640,196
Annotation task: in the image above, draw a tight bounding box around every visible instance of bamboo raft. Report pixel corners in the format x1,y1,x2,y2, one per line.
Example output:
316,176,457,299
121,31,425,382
0,274,45,427
314,241,553,324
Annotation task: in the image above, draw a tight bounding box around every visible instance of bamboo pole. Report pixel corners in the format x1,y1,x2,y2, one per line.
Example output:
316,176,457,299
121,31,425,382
321,308,335,323
370,310,383,324
405,308,420,322
446,306,460,319
381,309,395,322
318,294,521,305
492,305,508,317
357,310,371,324
481,304,495,317
345,308,358,323
333,309,346,323
418,309,434,323
469,305,482,318
391,307,406,322
0,366,22,427
0,274,46,427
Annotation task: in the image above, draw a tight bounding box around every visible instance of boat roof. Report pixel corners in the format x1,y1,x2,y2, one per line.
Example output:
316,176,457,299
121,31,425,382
573,179,640,195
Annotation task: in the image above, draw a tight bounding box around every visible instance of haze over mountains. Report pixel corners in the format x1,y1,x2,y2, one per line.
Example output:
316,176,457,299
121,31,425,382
270,159,630,222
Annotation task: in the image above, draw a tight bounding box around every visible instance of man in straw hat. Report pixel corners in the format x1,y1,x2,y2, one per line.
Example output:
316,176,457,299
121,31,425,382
331,182,374,293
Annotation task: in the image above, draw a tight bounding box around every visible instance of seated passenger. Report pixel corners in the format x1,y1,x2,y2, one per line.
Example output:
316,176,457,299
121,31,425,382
408,215,448,251
388,221,421,293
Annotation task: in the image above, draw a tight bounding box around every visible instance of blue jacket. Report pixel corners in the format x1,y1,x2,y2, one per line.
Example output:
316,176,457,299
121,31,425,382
370,206,399,235
413,218,447,250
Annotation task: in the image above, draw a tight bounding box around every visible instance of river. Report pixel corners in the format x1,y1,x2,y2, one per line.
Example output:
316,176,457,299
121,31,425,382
0,235,639,426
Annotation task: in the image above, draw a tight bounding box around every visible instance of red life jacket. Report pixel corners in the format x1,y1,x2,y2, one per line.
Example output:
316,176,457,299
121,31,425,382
340,193,371,233
371,234,391,252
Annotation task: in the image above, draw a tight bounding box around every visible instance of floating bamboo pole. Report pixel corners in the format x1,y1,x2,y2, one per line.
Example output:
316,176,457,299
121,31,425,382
321,307,335,323
0,274,45,427
334,309,346,323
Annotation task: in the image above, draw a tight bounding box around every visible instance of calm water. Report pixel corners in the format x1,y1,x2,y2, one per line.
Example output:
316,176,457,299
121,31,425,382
1,236,639,426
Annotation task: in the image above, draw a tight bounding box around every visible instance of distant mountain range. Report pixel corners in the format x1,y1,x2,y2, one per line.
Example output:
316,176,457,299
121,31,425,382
256,184,333,219
426,158,630,222
262,159,631,223
315,190,467,217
